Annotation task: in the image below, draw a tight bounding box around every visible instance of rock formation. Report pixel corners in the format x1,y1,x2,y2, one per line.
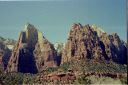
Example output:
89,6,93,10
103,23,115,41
7,23,38,73
62,23,127,64
5,23,127,74
7,23,58,73
100,33,127,64
0,41,11,70
33,31,58,72
0,36,16,50
0,42,5,71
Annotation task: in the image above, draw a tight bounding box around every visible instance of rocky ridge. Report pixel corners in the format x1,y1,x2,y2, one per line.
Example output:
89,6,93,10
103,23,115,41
0,23,126,74
62,23,127,64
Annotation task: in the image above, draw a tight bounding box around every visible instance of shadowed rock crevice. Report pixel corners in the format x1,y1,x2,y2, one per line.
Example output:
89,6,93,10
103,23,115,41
99,41,109,60
18,49,38,74
0,41,11,70
56,55,62,66
2,49,11,70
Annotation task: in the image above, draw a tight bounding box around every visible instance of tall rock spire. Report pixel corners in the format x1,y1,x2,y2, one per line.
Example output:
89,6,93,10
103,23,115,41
7,23,38,73
7,23,58,73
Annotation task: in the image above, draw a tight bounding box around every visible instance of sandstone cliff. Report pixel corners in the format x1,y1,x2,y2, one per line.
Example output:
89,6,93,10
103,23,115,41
62,23,127,64
7,23,38,73
33,31,58,72
6,23,127,74
7,23,58,73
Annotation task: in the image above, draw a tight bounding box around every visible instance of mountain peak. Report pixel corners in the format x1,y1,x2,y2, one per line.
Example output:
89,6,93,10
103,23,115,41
7,23,58,73
62,23,127,64
71,23,83,29
24,22,36,31
91,24,105,36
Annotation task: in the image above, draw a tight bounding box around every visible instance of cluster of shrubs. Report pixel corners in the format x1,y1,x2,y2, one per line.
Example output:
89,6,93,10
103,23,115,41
0,73,37,85
75,75,127,84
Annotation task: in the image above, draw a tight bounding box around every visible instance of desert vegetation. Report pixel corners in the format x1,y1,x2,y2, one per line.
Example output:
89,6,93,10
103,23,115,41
0,60,127,84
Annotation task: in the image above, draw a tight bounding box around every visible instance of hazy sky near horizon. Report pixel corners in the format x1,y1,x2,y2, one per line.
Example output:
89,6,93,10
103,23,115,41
0,0,126,43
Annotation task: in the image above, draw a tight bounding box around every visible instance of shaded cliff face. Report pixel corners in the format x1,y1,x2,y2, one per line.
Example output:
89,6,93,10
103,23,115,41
100,33,127,64
0,42,6,71
62,23,127,64
0,42,11,70
7,23,58,73
0,37,16,70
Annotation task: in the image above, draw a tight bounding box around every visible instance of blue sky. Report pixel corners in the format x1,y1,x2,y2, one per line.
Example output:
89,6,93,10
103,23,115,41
0,0,126,43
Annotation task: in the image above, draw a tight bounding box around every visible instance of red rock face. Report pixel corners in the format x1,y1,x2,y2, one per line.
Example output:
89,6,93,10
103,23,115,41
7,24,38,73
100,33,127,64
5,23,127,73
34,36,58,72
62,23,127,64
7,23,58,73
